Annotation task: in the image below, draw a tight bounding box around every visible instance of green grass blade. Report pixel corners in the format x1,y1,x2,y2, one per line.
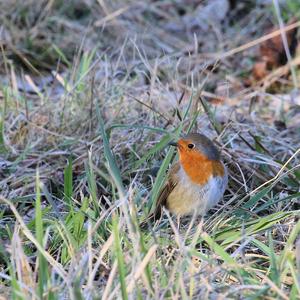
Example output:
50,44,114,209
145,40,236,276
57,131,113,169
287,258,300,297
251,238,272,256
202,232,236,265
148,126,183,212
86,152,100,218
202,232,251,280
268,232,280,285
76,49,96,93
132,133,174,172
9,265,23,300
242,185,273,209
112,214,128,300
254,192,300,213
96,105,124,194
149,146,175,212
52,44,71,67
64,157,73,209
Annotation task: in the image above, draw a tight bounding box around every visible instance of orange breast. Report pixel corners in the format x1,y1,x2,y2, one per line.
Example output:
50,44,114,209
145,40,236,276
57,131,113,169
178,148,224,185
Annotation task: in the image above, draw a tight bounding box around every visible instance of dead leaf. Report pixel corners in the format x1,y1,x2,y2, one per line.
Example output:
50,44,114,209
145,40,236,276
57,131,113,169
260,20,298,68
252,61,268,80
252,18,298,80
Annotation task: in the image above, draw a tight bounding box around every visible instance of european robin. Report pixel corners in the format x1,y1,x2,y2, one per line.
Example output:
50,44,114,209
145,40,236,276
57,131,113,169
146,133,228,223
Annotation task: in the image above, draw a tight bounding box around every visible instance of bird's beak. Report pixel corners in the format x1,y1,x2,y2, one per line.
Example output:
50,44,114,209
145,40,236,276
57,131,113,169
168,141,178,147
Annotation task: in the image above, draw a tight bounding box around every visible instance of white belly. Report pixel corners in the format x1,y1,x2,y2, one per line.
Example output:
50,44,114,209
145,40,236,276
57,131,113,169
167,166,227,216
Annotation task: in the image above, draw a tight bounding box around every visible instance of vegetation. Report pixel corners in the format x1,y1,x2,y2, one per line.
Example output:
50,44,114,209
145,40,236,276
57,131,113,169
0,0,299,299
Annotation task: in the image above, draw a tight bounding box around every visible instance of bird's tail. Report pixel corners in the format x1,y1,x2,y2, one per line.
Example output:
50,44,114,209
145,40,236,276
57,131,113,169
139,206,163,230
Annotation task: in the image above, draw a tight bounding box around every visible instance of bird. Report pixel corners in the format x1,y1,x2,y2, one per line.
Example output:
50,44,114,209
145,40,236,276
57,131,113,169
143,132,228,226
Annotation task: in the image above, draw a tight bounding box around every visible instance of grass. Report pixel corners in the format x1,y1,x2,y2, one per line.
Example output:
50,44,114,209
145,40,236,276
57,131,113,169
0,0,300,299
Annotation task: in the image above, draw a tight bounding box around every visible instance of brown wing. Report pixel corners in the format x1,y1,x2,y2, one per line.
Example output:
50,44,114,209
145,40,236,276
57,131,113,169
139,163,180,229
152,162,180,220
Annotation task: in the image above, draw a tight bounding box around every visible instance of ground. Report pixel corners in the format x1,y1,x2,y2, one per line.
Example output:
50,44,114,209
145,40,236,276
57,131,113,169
0,0,300,299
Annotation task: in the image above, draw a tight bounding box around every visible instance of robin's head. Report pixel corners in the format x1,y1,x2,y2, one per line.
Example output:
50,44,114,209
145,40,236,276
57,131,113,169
170,133,223,184
171,133,220,162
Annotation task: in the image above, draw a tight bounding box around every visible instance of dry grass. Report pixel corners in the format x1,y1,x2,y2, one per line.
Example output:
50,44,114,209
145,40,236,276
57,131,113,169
0,1,300,299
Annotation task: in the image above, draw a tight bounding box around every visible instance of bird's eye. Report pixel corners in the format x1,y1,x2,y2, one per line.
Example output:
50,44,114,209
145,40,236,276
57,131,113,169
188,143,195,149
